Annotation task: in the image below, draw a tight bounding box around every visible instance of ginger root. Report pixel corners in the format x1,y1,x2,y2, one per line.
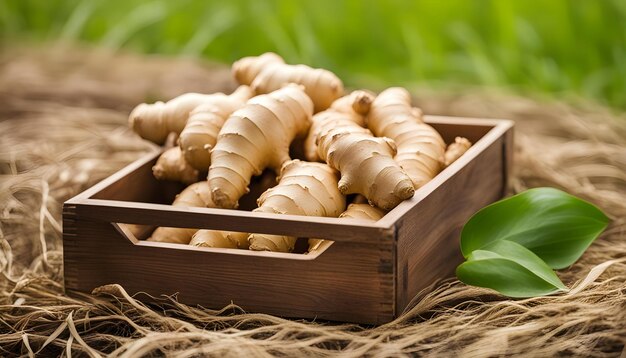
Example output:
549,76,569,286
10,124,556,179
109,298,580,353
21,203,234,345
129,86,253,145
189,171,277,249
148,182,252,247
367,87,446,189
339,203,387,221
152,147,199,184
146,87,253,183
232,52,344,112
444,137,472,167
304,90,373,162
232,52,283,85
314,93,415,210
147,181,214,244
189,230,249,249
308,203,386,252
248,160,346,252
179,86,254,170
208,84,313,209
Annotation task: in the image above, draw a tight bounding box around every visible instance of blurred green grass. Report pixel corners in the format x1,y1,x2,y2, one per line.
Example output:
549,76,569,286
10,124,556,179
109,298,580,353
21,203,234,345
2,0,625,107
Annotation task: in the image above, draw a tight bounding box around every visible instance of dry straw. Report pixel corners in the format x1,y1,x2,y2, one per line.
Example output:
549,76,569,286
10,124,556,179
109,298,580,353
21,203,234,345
1,45,625,357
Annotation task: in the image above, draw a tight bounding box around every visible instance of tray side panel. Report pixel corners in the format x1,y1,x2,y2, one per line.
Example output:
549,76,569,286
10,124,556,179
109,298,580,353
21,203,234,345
89,152,183,204
394,133,509,315
428,121,492,145
63,213,395,325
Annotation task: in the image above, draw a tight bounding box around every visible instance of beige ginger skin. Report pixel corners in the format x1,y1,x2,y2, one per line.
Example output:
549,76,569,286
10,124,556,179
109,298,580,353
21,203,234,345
132,86,254,182
444,136,472,167
152,146,199,185
232,52,344,112
248,160,346,252
129,93,211,145
367,87,447,189
314,92,415,210
189,230,249,249
129,86,251,145
179,86,254,170
148,182,251,248
304,90,372,162
208,84,313,209
189,171,278,249
308,203,386,252
339,203,387,221
147,181,215,244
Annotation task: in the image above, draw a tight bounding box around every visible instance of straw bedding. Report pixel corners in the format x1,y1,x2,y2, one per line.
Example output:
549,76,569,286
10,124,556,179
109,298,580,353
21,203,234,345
1,45,625,357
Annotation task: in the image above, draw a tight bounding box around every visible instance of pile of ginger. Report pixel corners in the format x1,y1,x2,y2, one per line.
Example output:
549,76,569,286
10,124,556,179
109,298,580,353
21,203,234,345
128,53,472,253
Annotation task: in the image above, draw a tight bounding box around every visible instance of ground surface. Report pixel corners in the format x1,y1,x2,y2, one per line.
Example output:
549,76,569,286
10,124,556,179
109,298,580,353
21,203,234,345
1,46,626,357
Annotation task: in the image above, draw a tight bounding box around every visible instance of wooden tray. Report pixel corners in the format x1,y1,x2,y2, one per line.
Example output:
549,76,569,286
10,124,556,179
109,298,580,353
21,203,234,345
63,115,514,325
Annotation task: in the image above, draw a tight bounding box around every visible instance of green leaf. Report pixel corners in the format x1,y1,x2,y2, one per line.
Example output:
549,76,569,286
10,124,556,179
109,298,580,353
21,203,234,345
456,240,567,297
460,187,609,269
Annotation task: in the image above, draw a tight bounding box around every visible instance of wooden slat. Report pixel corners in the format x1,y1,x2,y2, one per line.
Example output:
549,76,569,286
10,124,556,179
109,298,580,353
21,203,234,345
67,148,161,203
424,115,508,127
76,199,392,243
502,123,515,196
115,222,347,262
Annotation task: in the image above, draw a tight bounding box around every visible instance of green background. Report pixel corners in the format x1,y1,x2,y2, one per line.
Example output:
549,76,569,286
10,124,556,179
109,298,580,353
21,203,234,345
2,0,625,107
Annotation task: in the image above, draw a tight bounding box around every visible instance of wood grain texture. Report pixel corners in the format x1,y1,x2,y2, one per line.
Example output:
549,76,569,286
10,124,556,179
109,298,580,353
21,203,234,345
62,116,514,324
75,199,392,243
394,135,508,314
64,212,395,324
83,149,182,204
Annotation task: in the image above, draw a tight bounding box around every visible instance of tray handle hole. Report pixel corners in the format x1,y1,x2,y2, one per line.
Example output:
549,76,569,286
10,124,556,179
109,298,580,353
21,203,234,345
113,223,335,260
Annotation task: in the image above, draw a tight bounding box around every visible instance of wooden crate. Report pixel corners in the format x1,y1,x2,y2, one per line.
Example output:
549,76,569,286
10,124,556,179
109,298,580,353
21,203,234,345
63,116,514,325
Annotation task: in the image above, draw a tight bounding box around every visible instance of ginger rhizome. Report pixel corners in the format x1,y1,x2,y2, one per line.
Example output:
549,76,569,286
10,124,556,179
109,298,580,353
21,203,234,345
208,84,313,209
189,230,249,249
304,90,373,162
129,86,253,145
179,86,254,170
152,147,199,184
339,203,387,221
132,86,253,183
444,136,472,167
314,92,415,210
232,52,344,112
188,172,277,249
148,182,215,244
367,87,447,189
308,203,386,252
148,182,253,248
248,160,346,252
